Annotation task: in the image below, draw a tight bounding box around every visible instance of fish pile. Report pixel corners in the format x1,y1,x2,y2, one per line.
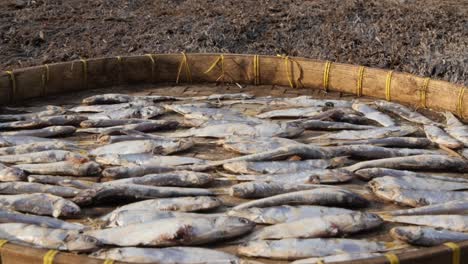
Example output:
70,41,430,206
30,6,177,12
0,91,466,264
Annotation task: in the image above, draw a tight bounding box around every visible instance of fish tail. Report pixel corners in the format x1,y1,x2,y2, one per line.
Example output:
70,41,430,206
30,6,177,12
212,188,229,195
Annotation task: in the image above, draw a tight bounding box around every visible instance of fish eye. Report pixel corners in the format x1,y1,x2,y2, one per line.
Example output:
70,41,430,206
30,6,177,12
238,218,249,224
325,102,334,107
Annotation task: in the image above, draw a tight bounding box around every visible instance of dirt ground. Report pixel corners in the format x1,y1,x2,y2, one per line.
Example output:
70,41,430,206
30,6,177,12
1,0,467,85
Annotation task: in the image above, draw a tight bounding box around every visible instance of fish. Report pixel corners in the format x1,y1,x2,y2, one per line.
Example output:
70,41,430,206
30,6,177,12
229,182,332,198
307,126,418,141
0,115,87,130
344,154,468,172
0,182,80,197
0,209,84,230
375,100,436,125
0,223,99,251
80,118,149,128
101,165,173,178
14,160,101,176
0,126,76,138
0,106,65,121
0,135,58,147
424,124,463,149
85,216,255,247
103,171,214,187
71,102,146,113
192,93,254,101
28,175,97,189
380,200,468,216
102,196,222,221
444,112,468,147
82,93,176,105
244,212,382,240
384,215,468,232
323,145,441,159
0,193,80,217
463,148,468,159
225,169,354,184
291,253,382,264
228,205,353,224
222,157,350,174
371,187,468,207
298,120,377,130
90,247,242,264
87,105,165,120
0,163,28,182
165,104,257,123
0,141,79,156
91,138,192,156
97,154,204,166
97,133,166,144
237,238,393,260
316,137,434,148
257,107,324,119
0,150,88,164
72,184,214,206
218,136,303,154
352,102,395,126
232,188,369,210
78,120,178,134
170,122,304,138
222,96,352,108
390,226,468,246
354,167,468,182
370,175,468,191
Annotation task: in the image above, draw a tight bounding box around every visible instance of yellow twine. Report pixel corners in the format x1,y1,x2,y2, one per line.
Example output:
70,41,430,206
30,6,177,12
0,240,8,248
420,77,430,108
145,54,156,81
357,66,365,97
176,52,192,84
204,54,225,82
277,54,295,88
80,58,88,88
384,253,400,264
43,250,59,264
5,70,16,101
444,242,460,264
253,55,260,85
385,70,394,101
103,259,115,264
323,61,332,92
42,64,50,96
457,87,465,119
316,259,325,264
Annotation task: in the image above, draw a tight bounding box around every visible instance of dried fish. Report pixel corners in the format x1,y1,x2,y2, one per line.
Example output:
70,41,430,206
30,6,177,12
230,182,328,198
375,100,436,125
226,169,354,184
317,137,433,148
0,193,80,217
228,205,352,224
78,120,178,134
14,160,101,176
232,188,368,210
218,136,303,154
371,187,468,207
165,104,257,123
91,138,191,156
384,215,468,232
80,119,148,128
97,154,204,166
0,163,27,182
0,115,87,130
105,210,221,227
88,105,165,120
91,247,241,264
222,96,352,108
307,126,418,141
0,135,58,147
257,107,323,119
424,124,463,149
390,226,468,246
369,175,468,191
0,209,84,230
101,165,173,178
0,126,76,138
381,200,468,216
291,253,382,264
0,106,65,121
82,93,176,105
0,150,88,164
0,141,79,156
352,102,395,126
355,167,468,182
299,120,377,130
323,145,441,159
28,175,96,189
192,93,254,101
445,112,468,147
0,182,80,197
104,171,214,187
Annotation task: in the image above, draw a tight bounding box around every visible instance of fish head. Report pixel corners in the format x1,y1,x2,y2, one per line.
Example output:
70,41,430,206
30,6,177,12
65,233,102,252
83,161,102,176
214,216,256,236
195,196,223,209
139,106,164,118
390,226,422,244
53,198,81,217
277,123,304,138
353,212,384,229
3,167,27,181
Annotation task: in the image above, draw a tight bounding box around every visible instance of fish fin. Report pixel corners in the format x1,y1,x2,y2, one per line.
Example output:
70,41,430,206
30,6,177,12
438,144,463,158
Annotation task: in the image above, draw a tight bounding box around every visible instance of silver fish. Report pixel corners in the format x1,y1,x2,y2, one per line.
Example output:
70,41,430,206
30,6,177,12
0,150,88,164
0,135,58,147
165,104,257,123
0,223,99,251
291,253,382,264
384,215,468,232
0,115,87,130
0,209,84,230
390,226,468,246
226,169,354,184
87,105,164,120
80,118,148,128
245,212,382,240
28,175,96,189
90,247,241,264
86,216,255,247
323,145,440,159
317,137,434,148
345,155,468,172
14,160,101,176
82,93,176,105
222,157,349,174
97,154,204,167
222,96,352,108
352,102,395,127
0,193,80,217
78,120,178,134
369,175,468,191
105,210,220,227
0,141,79,156
381,200,468,216
375,100,436,125
257,107,323,119
91,138,191,156
424,124,463,149
72,184,214,206
0,163,27,182
232,188,368,210
228,205,352,224
299,120,377,130
218,136,303,154
237,238,392,260
229,182,330,198
192,93,254,101
0,106,65,121
0,182,80,197
104,171,213,187
71,102,141,113
355,167,468,182
445,112,468,147
101,165,173,178
103,196,222,221
308,126,417,141
0,126,76,138
371,187,468,207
